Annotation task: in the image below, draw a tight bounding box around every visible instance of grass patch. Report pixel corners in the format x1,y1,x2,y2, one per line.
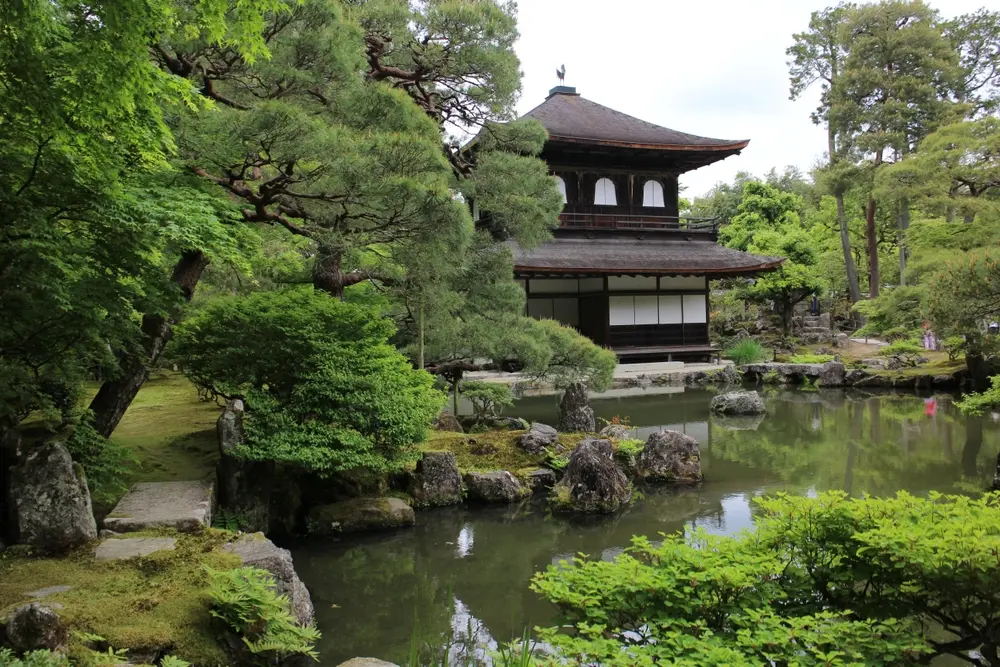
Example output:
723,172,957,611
785,354,836,364
0,530,241,665
873,357,968,377
108,372,220,486
420,430,586,473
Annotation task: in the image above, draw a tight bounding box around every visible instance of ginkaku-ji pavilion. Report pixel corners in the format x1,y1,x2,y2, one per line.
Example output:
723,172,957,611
506,86,783,362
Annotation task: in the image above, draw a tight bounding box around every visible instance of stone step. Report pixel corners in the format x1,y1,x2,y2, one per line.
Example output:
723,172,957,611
103,481,213,533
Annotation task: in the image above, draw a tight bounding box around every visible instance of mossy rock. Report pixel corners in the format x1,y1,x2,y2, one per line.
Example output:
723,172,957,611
305,498,415,536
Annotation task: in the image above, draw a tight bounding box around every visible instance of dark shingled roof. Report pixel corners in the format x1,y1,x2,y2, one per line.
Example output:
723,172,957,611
511,236,784,277
523,90,749,151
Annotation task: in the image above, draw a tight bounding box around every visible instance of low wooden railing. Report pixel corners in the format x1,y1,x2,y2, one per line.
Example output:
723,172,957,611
558,213,719,232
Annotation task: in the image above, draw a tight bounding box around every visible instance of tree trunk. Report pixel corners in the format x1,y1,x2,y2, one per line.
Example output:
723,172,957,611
898,196,910,285
967,352,995,393
865,196,879,297
781,300,792,336
866,148,884,298
312,245,347,299
417,296,425,370
88,250,210,438
836,193,863,304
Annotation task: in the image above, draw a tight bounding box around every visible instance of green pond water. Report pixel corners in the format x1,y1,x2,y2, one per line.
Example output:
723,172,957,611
289,387,1000,666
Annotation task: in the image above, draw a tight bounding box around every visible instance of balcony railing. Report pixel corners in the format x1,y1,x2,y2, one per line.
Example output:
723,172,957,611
558,212,719,233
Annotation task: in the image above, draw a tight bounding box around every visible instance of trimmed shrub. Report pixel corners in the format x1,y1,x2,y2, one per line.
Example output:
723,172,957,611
173,289,444,475
460,381,514,421
522,319,617,392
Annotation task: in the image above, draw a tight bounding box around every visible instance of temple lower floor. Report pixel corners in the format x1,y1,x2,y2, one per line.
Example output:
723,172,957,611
518,274,718,362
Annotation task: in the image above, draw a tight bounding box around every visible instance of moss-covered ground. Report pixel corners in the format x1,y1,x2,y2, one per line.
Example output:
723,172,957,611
108,372,220,486
420,430,586,474
0,530,241,665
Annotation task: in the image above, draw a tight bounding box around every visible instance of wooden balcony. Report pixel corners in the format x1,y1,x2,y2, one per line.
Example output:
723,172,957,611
558,212,718,233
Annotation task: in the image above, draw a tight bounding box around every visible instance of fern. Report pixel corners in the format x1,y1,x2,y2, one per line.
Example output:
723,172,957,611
207,566,321,663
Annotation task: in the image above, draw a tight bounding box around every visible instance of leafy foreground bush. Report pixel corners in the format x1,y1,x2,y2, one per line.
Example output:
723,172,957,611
0,650,69,667
531,491,1000,666
957,375,1000,415
208,566,320,663
173,289,444,474
724,338,767,365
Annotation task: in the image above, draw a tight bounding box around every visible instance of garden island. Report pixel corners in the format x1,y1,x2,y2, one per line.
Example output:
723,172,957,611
2,1,1000,666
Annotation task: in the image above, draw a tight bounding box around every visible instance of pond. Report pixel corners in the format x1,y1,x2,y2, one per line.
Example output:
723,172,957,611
289,387,1000,666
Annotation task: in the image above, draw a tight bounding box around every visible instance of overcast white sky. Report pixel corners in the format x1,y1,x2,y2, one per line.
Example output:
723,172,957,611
513,0,986,198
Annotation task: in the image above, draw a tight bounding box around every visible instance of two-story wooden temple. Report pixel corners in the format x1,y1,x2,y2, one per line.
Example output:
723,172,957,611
510,86,783,362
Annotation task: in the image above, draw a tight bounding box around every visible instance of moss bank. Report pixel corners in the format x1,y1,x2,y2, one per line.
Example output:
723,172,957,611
420,430,586,474
0,529,240,665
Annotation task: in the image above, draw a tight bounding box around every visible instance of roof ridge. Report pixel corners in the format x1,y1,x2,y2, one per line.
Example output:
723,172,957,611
522,91,748,149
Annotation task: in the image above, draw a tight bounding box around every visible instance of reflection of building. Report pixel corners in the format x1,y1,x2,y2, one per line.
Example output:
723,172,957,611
495,87,783,361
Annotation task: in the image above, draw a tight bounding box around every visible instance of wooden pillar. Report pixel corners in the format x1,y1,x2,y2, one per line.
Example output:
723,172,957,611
664,174,679,220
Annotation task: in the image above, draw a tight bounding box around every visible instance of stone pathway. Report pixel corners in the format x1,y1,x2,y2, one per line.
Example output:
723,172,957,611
103,481,213,533
94,537,177,561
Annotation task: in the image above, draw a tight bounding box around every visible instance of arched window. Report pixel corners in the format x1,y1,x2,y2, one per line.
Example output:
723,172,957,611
594,177,617,206
642,180,665,207
553,175,568,204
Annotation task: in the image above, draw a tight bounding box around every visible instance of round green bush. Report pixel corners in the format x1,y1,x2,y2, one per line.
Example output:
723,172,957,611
173,289,444,474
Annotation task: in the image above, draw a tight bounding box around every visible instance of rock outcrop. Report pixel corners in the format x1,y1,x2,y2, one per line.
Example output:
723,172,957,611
463,472,529,503
636,431,703,484
224,533,315,626
684,364,742,387
410,452,463,507
598,424,631,440
5,603,68,652
525,468,557,493
710,391,766,416
518,422,559,454
305,498,415,535
11,442,97,553
558,382,595,433
816,361,846,387
216,399,301,536
436,412,464,433
550,438,630,514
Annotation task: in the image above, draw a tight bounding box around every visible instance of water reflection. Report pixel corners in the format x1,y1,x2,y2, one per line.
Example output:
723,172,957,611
291,388,999,665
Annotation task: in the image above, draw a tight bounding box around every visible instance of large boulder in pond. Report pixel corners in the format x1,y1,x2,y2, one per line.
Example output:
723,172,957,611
223,533,315,625
463,471,529,503
550,438,630,514
637,431,703,484
518,422,558,454
5,603,68,652
710,391,766,416
558,382,595,433
306,498,415,535
10,442,97,553
410,452,462,507
817,361,847,387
